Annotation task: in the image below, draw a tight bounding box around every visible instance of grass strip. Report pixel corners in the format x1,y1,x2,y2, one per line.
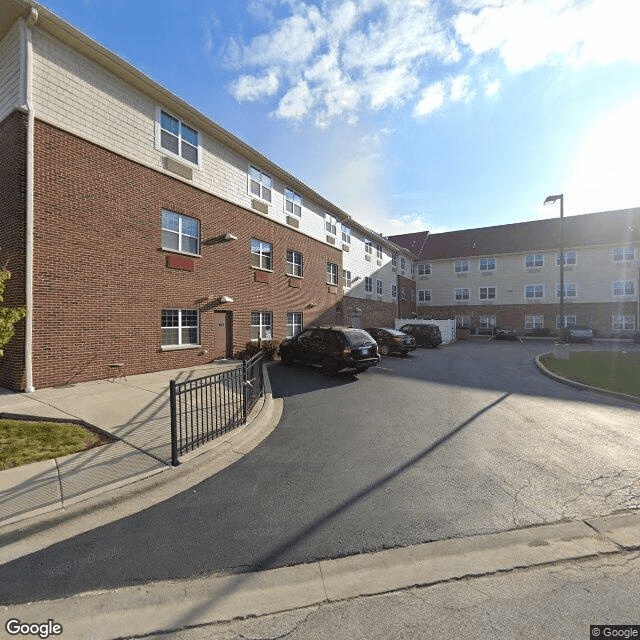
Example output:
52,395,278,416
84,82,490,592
540,351,640,398
0,419,112,470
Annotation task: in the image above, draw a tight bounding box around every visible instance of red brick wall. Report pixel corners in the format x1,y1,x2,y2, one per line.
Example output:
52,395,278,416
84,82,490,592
0,110,27,390
30,120,343,388
338,296,397,328
397,275,417,320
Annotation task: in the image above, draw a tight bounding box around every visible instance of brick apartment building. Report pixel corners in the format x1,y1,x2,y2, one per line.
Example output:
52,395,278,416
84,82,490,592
0,0,415,391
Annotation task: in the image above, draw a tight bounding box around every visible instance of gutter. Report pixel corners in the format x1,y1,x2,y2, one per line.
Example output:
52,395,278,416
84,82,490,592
20,6,38,392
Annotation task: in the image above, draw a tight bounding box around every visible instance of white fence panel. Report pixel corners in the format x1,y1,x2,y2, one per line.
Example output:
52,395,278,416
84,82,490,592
395,318,457,343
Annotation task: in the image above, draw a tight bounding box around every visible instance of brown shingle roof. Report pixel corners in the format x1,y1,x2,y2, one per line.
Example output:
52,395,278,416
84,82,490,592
389,208,640,261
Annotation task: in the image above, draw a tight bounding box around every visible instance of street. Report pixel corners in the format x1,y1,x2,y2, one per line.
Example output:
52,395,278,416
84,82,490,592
1,341,639,606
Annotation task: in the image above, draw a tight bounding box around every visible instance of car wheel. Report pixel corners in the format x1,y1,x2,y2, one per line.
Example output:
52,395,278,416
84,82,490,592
321,357,339,376
280,352,293,366
401,351,408,357
380,344,390,356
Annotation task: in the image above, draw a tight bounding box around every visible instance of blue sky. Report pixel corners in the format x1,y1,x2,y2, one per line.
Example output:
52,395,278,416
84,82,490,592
43,0,640,235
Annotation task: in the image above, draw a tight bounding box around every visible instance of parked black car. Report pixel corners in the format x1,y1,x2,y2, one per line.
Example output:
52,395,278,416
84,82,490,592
566,325,593,343
399,323,443,348
493,326,518,340
279,326,380,375
365,327,416,356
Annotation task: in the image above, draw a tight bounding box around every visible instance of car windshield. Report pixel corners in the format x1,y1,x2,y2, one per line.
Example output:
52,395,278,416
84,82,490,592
381,329,405,336
573,326,590,331
344,330,375,346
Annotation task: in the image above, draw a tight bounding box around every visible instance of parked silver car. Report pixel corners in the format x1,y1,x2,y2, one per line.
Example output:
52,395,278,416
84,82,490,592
566,325,593,343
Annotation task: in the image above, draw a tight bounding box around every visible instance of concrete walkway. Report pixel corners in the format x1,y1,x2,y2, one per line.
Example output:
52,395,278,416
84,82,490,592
0,360,266,526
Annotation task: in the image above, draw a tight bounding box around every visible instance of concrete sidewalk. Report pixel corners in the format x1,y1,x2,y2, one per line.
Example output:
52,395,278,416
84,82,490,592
0,360,270,527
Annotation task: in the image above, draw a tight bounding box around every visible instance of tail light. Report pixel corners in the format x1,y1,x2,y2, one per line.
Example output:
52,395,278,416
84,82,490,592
342,346,352,356
394,337,403,343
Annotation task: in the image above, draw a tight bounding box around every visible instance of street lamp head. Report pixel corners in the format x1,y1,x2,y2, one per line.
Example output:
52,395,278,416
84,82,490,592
544,194,563,205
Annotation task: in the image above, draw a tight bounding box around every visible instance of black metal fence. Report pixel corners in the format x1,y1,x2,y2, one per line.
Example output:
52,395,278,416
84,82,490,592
169,352,264,466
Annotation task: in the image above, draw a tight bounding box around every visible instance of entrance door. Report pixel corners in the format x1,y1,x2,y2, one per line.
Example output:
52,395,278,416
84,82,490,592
350,309,363,328
213,311,233,358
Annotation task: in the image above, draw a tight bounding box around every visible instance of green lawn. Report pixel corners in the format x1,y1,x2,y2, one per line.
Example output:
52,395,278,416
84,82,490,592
0,419,112,470
540,351,640,397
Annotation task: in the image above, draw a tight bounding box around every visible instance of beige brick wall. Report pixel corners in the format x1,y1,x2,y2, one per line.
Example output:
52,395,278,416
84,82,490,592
0,21,21,122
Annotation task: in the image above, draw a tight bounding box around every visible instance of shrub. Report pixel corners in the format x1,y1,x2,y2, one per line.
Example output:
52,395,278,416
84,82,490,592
235,340,280,361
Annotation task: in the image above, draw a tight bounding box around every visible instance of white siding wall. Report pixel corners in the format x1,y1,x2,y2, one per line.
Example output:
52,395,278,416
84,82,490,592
0,22,21,122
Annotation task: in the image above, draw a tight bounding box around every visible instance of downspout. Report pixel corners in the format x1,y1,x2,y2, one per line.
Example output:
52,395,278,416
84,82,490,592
21,7,38,392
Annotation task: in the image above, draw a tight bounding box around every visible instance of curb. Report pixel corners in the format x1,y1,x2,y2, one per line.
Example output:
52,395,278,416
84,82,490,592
5,512,640,639
534,352,640,405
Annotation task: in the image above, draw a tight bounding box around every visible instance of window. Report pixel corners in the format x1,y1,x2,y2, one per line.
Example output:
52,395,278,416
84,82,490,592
161,210,200,254
613,281,634,296
613,246,635,262
249,165,272,202
327,262,339,285
612,315,635,330
364,238,373,254
343,270,352,288
286,250,303,277
480,315,496,329
411,289,416,302
400,286,407,300
376,244,383,260
454,260,469,273
456,315,470,328
365,276,373,293
556,251,576,265
556,316,577,328
159,110,199,164
342,225,352,244
286,312,303,338
391,284,397,298
285,188,301,217
479,286,496,300
418,264,431,276
479,257,496,271
556,283,577,297
525,284,544,299
161,309,199,347
410,262,415,275
251,239,272,270
400,257,406,271
392,254,397,267
251,311,272,341
525,254,544,268
325,213,338,236
418,290,431,302
376,279,383,295
525,315,544,329
455,288,470,301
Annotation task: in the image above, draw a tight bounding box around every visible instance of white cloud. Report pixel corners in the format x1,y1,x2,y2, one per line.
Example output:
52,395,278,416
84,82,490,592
230,69,279,102
273,81,315,120
483,78,501,97
450,74,473,103
413,81,445,117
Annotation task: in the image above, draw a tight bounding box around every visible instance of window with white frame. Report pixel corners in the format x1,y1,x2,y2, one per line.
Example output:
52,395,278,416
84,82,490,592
392,254,397,267
556,283,577,297
525,315,544,329
613,246,635,262
455,287,470,301
365,276,373,293
479,257,496,271
612,315,635,330
391,284,397,298
418,290,431,302
479,286,496,300
376,244,383,260
286,250,303,277
325,213,338,236
376,279,383,295
410,262,415,275
556,250,576,265
159,110,199,165
525,284,544,299
456,315,470,328
364,238,373,254
401,286,406,300
400,257,405,271
286,312,303,338
161,309,199,347
343,270,352,288
327,262,339,285
480,315,496,329
284,188,301,217
454,260,469,273
249,165,272,202
612,281,634,296
418,263,431,276
161,210,200,254
411,289,416,302
251,311,272,341
556,315,577,328
251,239,272,270
341,225,351,244
525,254,544,268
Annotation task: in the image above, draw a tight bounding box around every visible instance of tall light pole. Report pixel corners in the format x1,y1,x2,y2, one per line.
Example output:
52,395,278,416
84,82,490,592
544,194,565,341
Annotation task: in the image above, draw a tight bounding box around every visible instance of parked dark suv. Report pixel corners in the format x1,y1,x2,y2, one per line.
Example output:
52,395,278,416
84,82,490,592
365,327,416,356
399,323,443,348
279,327,380,375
